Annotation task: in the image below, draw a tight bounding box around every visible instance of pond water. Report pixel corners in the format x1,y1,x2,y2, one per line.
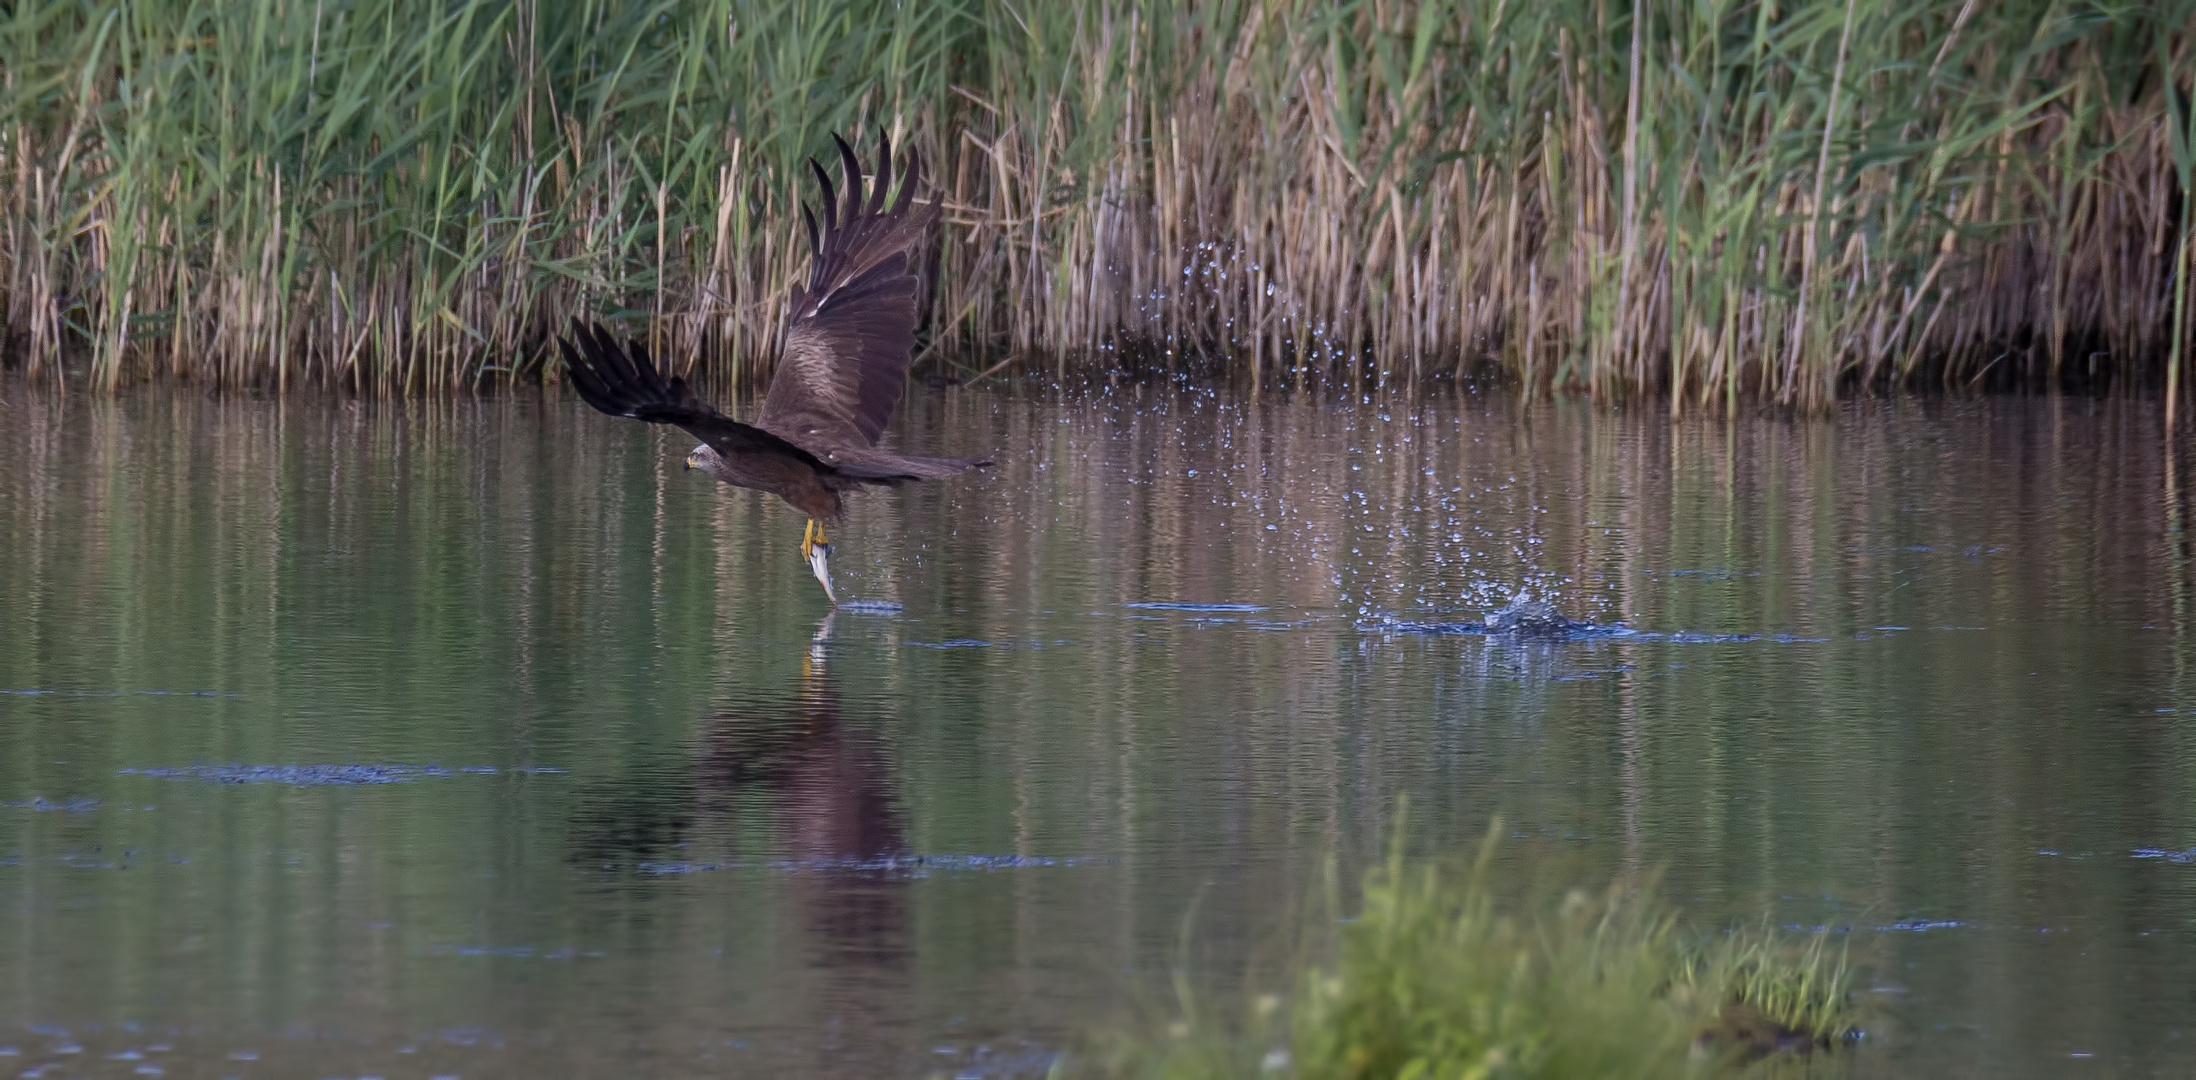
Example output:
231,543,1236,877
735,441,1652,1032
1,382,2192,1078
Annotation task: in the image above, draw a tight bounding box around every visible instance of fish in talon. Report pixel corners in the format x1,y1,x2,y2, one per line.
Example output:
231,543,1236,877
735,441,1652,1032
807,539,836,605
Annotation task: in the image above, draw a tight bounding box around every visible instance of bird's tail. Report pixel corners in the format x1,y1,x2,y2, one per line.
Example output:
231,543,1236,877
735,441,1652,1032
834,450,991,483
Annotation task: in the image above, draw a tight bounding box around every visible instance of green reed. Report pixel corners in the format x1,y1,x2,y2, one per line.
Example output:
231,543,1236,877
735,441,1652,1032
1079,826,1857,1079
2,0,2192,408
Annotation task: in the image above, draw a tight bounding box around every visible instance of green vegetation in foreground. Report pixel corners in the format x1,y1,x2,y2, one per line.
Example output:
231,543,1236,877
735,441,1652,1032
2,1,2193,408
1080,829,1856,1079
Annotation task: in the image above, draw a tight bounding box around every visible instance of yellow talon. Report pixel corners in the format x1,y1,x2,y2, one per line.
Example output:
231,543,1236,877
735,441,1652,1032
799,518,832,562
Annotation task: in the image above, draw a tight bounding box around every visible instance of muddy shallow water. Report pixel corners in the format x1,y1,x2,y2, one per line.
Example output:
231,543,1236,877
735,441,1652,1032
2,383,2192,1077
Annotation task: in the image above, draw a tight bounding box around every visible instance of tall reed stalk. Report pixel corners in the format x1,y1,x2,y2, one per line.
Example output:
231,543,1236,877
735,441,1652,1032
3,0,2193,409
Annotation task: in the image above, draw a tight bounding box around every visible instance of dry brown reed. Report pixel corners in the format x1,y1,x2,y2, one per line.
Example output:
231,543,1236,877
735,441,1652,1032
2,0,2193,411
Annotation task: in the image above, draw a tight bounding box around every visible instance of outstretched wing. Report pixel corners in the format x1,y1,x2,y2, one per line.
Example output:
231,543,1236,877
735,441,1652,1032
756,130,940,457
558,320,824,467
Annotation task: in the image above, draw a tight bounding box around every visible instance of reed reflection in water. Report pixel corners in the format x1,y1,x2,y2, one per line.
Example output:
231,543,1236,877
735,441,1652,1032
0,382,2193,1076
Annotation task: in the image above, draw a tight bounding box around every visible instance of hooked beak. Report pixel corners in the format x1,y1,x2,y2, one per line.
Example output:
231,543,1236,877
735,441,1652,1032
682,454,698,471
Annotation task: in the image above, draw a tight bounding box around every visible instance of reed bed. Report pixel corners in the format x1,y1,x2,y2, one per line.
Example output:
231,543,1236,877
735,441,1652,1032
2,0,2192,409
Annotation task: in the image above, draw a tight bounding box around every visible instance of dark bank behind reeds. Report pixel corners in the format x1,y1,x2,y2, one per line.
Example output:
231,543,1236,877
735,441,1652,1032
3,0,2194,410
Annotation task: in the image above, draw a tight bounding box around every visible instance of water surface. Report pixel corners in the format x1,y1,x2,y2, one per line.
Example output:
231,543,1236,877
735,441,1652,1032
2,383,2193,1077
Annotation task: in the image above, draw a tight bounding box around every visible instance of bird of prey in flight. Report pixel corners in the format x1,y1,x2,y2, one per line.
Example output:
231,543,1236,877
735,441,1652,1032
559,130,988,602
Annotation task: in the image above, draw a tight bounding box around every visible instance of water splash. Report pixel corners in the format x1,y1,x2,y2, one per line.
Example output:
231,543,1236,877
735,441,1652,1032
1481,593,1590,639
833,599,905,614
1362,590,1834,644
1362,591,1622,641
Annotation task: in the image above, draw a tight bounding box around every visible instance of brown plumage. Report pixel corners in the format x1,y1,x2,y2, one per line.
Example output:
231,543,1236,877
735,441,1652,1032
558,130,987,602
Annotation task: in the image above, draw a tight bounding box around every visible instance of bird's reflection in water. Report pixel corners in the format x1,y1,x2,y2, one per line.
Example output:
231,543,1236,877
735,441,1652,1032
696,611,909,971
565,614,919,1069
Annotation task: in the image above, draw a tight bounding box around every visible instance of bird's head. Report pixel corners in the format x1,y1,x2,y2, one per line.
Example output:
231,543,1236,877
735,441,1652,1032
684,444,713,472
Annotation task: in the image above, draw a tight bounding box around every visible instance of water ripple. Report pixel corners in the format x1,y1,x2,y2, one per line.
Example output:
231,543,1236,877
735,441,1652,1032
118,763,566,786
636,853,1102,876
1123,601,1268,612
3,797,101,814
1,689,236,698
